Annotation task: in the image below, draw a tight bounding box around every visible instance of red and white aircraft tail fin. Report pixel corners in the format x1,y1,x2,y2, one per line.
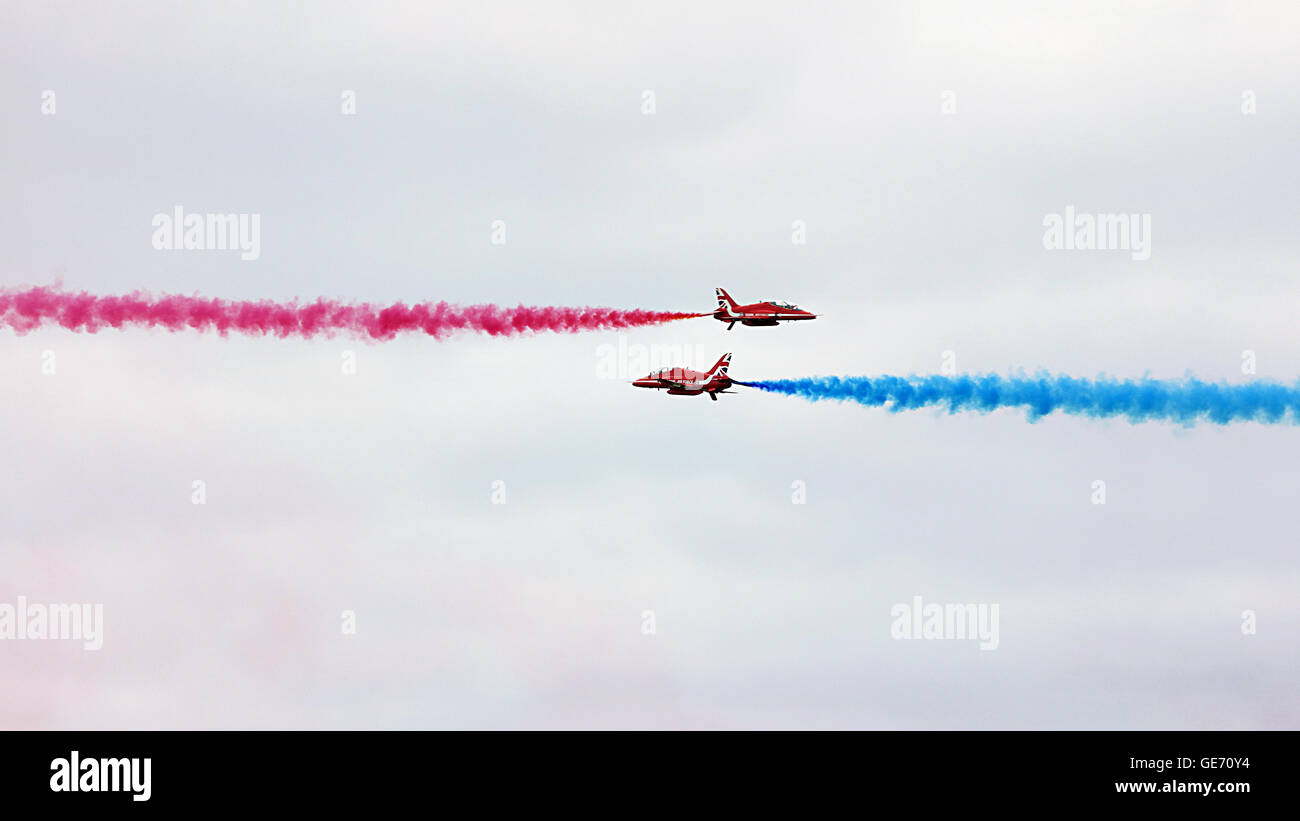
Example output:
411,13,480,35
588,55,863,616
715,288,739,313
705,352,732,378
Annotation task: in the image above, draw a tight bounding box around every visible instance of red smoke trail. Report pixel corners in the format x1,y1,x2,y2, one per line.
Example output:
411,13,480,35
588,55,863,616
0,286,709,341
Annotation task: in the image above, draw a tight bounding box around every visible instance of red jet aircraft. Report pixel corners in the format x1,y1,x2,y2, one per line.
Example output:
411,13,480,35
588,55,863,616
713,287,817,330
632,353,737,401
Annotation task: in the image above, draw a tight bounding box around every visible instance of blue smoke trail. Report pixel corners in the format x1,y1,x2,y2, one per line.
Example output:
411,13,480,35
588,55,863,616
731,374,1300,425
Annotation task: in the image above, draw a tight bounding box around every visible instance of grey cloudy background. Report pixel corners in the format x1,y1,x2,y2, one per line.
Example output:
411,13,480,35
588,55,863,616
1,1,1297,728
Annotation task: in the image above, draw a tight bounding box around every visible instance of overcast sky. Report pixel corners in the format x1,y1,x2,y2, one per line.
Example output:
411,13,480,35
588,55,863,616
2,0,1297,728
